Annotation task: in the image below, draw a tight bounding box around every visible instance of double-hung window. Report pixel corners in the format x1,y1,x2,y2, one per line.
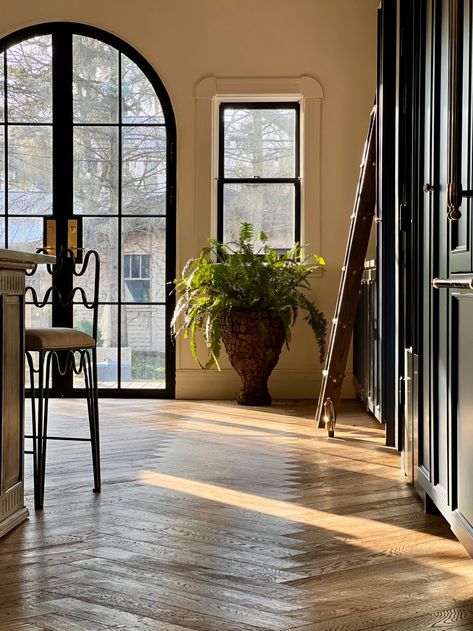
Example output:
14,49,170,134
123,253,151,302
217,103,300,252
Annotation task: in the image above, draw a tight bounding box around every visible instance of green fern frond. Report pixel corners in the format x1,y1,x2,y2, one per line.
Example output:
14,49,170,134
171,222,327,368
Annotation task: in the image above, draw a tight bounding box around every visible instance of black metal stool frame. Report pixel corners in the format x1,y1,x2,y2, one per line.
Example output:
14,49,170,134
25,249,100,509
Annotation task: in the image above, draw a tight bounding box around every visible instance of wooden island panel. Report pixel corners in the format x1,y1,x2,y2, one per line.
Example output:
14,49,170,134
0,251,54,538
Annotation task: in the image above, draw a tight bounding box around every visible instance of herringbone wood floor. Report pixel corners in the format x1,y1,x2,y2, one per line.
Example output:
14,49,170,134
0,399,473,630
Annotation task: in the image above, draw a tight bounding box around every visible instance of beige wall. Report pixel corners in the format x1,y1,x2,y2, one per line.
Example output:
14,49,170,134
2,0,379,399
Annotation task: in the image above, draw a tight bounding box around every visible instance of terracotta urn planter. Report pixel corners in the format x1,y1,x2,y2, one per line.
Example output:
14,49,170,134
220,310,286,406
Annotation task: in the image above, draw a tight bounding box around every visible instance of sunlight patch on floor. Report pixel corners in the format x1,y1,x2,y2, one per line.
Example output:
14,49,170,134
137,470,469,573
185,409,315,435
176,418,299,441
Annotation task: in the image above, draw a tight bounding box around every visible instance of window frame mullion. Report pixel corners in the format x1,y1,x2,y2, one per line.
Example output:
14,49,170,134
51,29,74,395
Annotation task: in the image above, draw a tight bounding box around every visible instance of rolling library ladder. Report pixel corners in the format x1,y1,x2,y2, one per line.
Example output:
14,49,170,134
316,106,376,435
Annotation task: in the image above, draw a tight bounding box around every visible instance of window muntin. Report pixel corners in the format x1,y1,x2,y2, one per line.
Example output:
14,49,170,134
218,103,300,251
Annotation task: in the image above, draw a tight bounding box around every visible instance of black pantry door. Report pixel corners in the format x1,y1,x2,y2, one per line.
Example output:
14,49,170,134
0,23,176,398
416,0,473,551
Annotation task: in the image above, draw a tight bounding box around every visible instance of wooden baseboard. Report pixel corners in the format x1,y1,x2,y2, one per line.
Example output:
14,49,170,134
176,368,356,399
0,507,29,539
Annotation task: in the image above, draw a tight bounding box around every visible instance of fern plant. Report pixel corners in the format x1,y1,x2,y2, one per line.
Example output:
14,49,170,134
171,223,328,369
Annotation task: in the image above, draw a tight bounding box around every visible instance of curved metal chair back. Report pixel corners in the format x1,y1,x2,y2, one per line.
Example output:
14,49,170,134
26,248,100,341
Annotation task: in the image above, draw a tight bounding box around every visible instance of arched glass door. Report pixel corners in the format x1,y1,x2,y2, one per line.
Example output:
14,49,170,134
0,24,176,397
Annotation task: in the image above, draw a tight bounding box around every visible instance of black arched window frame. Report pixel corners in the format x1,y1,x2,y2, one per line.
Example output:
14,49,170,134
0,22,177,398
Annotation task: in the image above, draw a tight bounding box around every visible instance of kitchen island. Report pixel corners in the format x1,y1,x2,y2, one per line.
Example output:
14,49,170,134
0,249,55,538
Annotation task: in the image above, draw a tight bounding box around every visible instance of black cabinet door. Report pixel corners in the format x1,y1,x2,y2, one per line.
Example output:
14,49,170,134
417,0,473,545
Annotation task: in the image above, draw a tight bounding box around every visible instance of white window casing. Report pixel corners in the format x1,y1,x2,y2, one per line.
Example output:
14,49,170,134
195,75,323,258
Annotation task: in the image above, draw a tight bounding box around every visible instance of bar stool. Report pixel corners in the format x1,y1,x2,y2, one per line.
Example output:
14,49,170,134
25,249,101,509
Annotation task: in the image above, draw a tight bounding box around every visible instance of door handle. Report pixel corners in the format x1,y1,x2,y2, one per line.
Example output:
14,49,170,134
68,219,78,254
432,277,473,289
42,218,83,260
67,218,83,262
44,218,56,255
447,0,473,220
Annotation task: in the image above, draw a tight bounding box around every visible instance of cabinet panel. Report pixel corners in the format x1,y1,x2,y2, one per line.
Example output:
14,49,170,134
0,269,27,534
450,0,473,271
454,294,473,526
0,250,53,538
2,295,22,491
434,0,450,499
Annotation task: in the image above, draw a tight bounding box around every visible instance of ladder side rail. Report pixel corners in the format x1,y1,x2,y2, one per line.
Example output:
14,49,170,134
316,107,377,427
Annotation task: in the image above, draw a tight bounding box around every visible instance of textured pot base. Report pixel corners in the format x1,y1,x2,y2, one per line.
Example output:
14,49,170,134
220,310,286,408
238,386,272,406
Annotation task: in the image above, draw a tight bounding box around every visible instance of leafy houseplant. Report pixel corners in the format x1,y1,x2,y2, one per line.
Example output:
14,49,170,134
172,223,328,406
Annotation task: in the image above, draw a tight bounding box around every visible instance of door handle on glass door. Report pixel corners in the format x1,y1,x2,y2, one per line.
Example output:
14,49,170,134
44,218,56,255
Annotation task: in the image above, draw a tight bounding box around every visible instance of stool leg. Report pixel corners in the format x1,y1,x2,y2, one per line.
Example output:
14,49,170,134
35,351,46,510
85,350,101,492
26,352,39,508
39,353,53,509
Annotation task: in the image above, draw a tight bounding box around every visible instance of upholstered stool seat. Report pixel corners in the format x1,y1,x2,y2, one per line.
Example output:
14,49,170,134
26,328,95,352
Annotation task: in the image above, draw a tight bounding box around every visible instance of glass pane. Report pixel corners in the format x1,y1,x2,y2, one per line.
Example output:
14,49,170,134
122,126,166,215
73,217,118,303
25,255,53,328
223,107,296,178
74,126,119,215
141,254,150,277
7,36,52,123
25,242,53,314
0,53,4,122
223,183,295,250
122,217,166,302
8,126,52,215
10,217,44,346
0,128,4,214
121,55,164,124
73,35,118,123
124,279,149,302
73,304,119,389
72,305,94,340
0,218,4,246
24,263,54,387
121,305,166,388
25,303,52,329
123,254,131,278
131,255,140,278
8,216,43,250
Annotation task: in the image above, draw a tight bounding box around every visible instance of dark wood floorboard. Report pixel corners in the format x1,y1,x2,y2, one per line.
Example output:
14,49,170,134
0,399,472,630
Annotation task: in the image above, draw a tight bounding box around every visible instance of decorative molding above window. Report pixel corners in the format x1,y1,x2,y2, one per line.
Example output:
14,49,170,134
195,76,323,100
194,75,323,258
